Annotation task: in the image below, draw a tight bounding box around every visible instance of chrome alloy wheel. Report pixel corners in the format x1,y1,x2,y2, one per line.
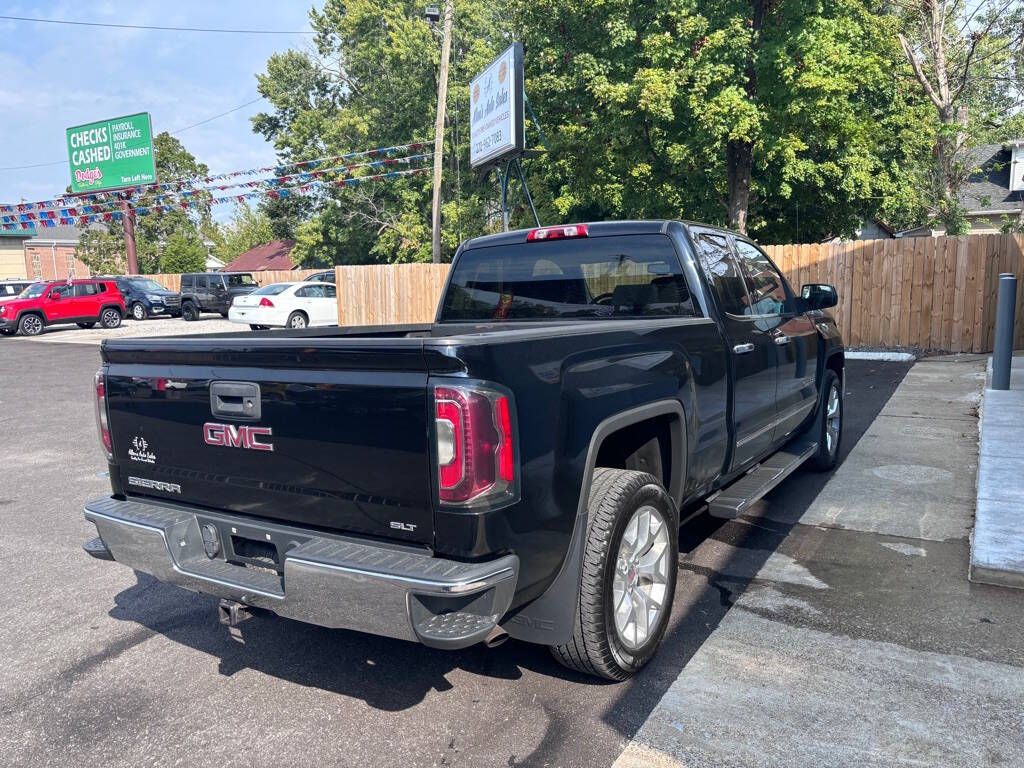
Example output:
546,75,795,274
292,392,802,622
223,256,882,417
825,383,841,456
612,504,671,650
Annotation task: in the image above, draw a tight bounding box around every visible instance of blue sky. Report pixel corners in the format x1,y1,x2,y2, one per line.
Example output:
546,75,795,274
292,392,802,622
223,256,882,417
0,2,317,212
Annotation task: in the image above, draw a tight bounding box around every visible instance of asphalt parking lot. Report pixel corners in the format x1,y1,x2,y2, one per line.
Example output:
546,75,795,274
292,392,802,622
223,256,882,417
0,339,1018,767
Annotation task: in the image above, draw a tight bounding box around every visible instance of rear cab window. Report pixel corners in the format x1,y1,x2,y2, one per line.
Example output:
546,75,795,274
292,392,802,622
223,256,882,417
254,283,291,296
439,234,697,322
225,274,256,287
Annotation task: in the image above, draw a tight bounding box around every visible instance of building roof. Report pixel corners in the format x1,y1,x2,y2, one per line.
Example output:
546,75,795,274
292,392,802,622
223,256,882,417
25,224,92,243
222,240,297,272
0,228,36,239
959,143,1023,215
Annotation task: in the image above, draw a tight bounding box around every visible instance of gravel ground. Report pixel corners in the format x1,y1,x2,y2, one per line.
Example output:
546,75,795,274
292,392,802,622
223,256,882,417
5,314,244,345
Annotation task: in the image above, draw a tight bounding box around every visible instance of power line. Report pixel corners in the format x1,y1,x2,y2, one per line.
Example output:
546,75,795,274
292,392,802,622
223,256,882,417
171,97,264,134
0,97,267,172
0,15,313,34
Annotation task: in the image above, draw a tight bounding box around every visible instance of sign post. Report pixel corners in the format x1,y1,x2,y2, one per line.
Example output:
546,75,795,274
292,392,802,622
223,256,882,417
468,44,538,231
66,112,156,274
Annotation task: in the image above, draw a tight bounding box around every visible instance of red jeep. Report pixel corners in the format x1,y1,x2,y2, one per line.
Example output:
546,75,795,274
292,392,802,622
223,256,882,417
0,279,125,337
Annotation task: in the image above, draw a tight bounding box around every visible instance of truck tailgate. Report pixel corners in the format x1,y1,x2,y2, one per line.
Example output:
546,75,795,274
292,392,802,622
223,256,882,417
101,339,435,545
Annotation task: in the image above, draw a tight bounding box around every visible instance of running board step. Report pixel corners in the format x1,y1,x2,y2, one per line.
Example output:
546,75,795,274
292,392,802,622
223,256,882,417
708,441,818,519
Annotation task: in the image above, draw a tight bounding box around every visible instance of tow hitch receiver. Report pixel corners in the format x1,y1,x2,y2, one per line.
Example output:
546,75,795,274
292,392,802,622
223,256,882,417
218,598,252,627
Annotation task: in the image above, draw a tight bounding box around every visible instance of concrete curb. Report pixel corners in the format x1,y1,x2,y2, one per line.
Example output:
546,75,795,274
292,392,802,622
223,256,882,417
845,351,916,362
969,356,1024,589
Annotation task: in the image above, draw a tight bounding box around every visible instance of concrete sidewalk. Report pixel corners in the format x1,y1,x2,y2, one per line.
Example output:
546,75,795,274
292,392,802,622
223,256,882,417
970,352,1024,588
613,357,1024,768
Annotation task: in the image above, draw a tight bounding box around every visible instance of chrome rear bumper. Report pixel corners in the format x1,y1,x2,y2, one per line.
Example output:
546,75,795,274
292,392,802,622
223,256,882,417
84,497,518,649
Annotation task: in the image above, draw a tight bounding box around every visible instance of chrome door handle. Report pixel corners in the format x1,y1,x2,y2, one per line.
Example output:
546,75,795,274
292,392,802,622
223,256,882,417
733,343,755,354
774,335,791,346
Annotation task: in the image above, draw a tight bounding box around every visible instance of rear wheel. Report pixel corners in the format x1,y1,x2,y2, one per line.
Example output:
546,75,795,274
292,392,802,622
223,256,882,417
181,302,198,321
550,468,678,680
130,302,147,321
76,322,96,329
100,307,122,329
287,311,308,329
808,369,842,471
18,314,43,336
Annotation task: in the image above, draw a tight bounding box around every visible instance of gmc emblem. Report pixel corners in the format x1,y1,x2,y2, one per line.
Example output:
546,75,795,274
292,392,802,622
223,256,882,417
203,422,274,451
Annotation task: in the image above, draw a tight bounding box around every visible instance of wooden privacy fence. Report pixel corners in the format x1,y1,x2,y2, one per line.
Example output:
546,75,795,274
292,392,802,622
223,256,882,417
328,233,1023,353
763,234,1024,353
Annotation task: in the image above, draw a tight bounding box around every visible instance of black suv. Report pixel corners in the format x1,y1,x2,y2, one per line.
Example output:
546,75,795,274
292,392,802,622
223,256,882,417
103,276,182,320
179,272,258,321
303,270,336,283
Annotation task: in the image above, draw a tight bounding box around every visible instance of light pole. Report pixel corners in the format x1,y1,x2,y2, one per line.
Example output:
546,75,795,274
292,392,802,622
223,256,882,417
430,0,454,264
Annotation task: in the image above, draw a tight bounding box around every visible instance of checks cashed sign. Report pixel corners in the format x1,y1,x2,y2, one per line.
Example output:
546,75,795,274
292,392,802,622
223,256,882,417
469,43,525,169
66,112,157,194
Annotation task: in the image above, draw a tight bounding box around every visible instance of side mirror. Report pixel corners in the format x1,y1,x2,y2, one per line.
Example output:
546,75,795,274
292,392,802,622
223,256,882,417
50,291,62,300
800,283,837,311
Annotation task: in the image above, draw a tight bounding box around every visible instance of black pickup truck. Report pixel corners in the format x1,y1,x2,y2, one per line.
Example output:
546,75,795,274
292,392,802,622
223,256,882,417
83,220,844,680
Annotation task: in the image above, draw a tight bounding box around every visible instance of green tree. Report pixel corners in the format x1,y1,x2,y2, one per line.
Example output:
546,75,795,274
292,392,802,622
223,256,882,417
159,231,208,273
76,132,213,273
510,0,932,241
208,203,276,264
896,0,1024,234
252,0,510,264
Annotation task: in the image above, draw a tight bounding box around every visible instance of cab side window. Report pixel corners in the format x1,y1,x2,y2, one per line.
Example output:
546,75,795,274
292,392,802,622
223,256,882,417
733,240,788,317
693,232,750,316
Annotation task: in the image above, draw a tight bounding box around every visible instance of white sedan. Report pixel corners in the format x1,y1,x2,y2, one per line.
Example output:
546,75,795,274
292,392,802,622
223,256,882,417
228,281,338,330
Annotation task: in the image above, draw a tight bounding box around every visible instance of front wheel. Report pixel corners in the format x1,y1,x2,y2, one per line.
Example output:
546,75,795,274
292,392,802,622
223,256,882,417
181,302,197,322
130,302,147,321
808,369,842,471
18,314,43,336
550,468,678,680
100,307,122,329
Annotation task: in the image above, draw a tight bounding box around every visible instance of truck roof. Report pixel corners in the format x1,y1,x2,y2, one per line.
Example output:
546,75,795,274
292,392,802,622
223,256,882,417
460,219,738,251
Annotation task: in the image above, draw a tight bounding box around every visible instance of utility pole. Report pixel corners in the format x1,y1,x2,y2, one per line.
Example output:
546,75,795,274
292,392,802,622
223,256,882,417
430,0,454,264
122,201,139,275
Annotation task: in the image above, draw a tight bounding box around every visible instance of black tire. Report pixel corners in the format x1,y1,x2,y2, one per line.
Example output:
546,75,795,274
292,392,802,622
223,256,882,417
130,302,147,321
808,369,842,471
220,311,229,318
550,468,678,680
181,302,198,321
286,311,308,329
249,324,267,331
0,327,16,336
18,313,44,336
76,322,96,329
100,307,122,329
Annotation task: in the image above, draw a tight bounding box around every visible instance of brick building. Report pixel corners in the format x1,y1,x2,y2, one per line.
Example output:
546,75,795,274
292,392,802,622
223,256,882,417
23,225,91,281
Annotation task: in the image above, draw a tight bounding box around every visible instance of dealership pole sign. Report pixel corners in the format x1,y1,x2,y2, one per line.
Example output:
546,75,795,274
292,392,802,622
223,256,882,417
66,112,157,194
469,43,525,169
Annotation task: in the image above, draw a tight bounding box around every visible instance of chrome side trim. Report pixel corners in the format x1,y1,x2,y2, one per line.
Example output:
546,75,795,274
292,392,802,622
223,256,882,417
735,399,816,448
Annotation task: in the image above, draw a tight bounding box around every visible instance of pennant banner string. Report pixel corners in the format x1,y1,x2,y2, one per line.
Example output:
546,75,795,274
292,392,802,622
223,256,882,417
0,153,433,223
0,141,429,213
0,167,430,230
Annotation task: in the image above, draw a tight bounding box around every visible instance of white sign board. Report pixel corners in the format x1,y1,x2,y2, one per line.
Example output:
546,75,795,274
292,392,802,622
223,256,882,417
469,43,524,168
1010,144,1024,193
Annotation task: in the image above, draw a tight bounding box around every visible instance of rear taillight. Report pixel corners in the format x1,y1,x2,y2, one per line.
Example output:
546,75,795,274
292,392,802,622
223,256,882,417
526,223,589,241
259,297,275,307
94,369,112,461
434,384,518,506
